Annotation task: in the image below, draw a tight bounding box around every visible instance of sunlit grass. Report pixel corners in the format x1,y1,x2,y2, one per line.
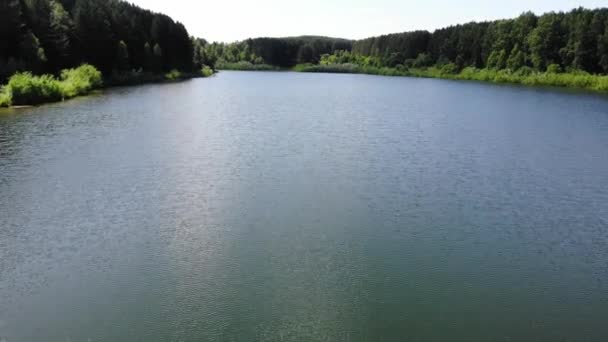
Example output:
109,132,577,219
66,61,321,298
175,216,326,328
0,64,102,107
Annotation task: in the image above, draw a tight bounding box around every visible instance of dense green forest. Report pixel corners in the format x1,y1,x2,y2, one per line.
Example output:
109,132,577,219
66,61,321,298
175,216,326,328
0,0,212,83
203,36,352,69
351,8,608,73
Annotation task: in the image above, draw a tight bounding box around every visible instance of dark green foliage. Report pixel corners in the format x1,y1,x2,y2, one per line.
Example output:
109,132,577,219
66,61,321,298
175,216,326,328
116,40,130,71
349,8,608,75
297,44,315,64
192,38,216,71
1,0,196,82
353,31,431,65
211,36,353,68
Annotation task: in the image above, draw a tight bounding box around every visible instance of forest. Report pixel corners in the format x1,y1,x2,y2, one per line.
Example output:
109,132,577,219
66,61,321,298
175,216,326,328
2,2,608,107
201,36,353,70
210,7,608,87
350,8,608,74
0,0,206,83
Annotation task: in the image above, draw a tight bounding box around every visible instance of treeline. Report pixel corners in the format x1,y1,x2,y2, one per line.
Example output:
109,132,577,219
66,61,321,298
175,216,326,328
207,36,352,69
1,0,198,83
352,8,608,74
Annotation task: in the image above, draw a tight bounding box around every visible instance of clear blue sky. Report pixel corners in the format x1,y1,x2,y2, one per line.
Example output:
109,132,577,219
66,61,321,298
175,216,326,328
129,0,607,42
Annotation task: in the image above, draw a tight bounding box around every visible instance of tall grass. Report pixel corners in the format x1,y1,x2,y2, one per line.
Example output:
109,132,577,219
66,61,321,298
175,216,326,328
0,87,12,107
0,64,102,107
59,64,103,97
411,66,608,92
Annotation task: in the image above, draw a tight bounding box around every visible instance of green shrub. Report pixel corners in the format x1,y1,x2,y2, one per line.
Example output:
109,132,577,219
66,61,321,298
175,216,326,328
395,64,408,72
546,64,562,74
593,76,608,91
0,88,10,107
165,69,183,81
440,63,459,75
514,66,535,77
0,64,103,106
201,65,214,77
6,72,63,105
59,64,102,97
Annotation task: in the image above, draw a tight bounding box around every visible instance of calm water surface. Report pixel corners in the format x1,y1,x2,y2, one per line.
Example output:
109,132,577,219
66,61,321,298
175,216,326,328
1,71,608,341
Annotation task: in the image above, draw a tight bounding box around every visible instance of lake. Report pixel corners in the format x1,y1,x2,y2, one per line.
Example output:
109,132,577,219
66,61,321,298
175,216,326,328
1,71,608,341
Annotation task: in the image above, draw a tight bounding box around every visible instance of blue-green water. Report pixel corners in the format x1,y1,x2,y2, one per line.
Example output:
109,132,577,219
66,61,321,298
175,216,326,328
1,71,608,341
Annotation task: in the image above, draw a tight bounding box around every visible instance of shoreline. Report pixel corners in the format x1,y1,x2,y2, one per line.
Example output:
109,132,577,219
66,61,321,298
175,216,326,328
217,66,608,94
292,64,608,93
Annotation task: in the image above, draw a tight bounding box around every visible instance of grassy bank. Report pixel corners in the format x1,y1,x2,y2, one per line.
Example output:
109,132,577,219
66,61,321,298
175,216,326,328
216,61,281,71
0,65,215,108
294,63,608,92
0,64,102,107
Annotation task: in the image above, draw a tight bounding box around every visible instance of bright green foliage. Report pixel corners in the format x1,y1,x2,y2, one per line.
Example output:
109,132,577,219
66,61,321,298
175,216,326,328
546,64,562,73
164,69,183,81
0,88,11,107
200,65,214,77
1,64,102,106
5,72,62,105
59,64,102,97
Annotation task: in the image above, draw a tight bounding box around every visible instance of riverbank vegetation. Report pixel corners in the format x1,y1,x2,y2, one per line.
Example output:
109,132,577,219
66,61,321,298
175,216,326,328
4,1,608,105
0,64,216,107
221,8,608,92
0,64,101,106
294,50,608,91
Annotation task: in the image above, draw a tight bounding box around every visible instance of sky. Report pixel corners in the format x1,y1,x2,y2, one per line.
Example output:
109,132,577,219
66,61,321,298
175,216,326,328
128,0,608,42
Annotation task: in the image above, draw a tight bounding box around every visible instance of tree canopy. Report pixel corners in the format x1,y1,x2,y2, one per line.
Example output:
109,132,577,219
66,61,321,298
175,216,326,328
351,8,608,74
1,0,195,82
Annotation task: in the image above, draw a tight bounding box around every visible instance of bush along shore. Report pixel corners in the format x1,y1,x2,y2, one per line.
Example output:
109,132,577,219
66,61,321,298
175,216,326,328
0,65,215,108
